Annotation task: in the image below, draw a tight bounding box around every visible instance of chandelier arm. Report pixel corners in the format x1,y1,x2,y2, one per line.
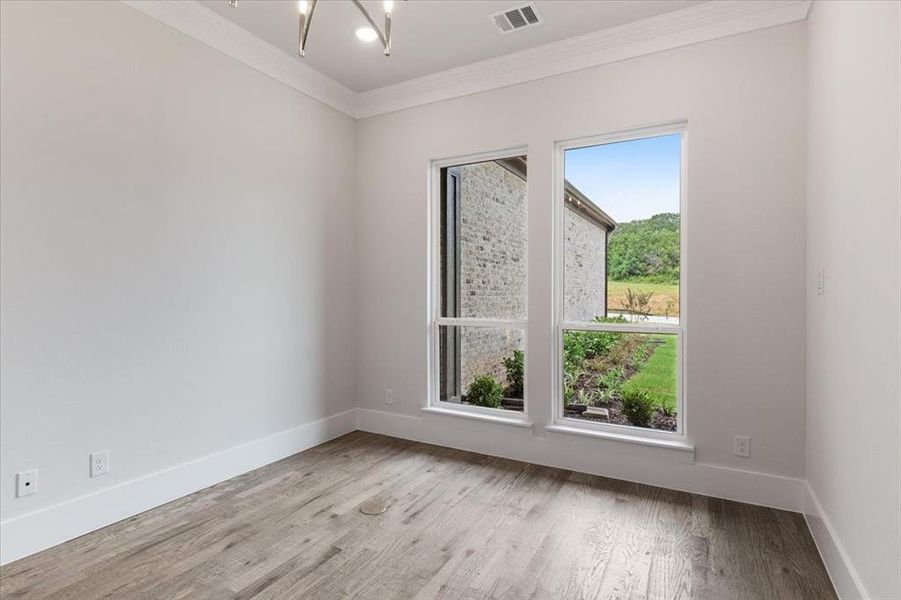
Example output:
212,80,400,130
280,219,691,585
350,0,390,55
231,0,394,57
299,0,319,57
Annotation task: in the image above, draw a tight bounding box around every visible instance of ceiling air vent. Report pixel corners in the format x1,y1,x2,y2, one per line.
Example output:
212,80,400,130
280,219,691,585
491,2,542,34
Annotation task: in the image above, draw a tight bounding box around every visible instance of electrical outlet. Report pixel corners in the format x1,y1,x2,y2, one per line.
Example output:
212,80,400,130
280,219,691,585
385,389,394,405
90,450,110,477
16,469,37,497
734,435,750,458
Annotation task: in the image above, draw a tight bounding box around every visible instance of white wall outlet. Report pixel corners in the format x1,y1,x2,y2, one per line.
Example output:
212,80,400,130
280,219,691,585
385,389,394,405
90,450,110,477
816,268,826,296
734,435,750,457
16,469,37,497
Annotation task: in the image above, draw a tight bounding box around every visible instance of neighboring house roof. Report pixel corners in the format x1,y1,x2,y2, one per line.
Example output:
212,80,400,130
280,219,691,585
496,157,616,231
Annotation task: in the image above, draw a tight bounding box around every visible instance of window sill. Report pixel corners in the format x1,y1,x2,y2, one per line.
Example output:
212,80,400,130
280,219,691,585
545,424,695,454
422,406,533,429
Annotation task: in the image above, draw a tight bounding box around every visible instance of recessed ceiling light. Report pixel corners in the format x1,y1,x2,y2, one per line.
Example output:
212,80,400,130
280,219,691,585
355,26,378,43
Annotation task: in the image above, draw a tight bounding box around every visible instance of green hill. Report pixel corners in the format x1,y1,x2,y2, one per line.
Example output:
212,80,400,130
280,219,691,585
608,213,680,284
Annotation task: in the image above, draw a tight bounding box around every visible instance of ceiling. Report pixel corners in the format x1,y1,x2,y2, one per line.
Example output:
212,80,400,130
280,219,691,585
199,0,705,92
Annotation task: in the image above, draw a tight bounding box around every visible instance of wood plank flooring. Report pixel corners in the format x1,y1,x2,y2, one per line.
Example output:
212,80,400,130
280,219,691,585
0,432,837,599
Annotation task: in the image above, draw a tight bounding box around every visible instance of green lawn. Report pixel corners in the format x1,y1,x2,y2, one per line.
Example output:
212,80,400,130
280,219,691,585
622,335,677,414
607,280,679,318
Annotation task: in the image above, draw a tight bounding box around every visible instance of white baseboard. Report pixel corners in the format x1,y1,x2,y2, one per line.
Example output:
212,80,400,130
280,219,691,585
357,407,425,441
0,409,358,566
356,408,806,513
0,407,822,572
804,482,869,600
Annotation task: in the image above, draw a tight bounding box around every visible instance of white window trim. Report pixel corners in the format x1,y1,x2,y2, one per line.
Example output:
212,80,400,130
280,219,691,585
427,146,531,424
545,424,695,454
552,121,689,441
423,406,534,429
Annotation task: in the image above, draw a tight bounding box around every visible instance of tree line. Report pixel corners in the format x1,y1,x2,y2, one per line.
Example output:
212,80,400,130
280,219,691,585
608,213,680,284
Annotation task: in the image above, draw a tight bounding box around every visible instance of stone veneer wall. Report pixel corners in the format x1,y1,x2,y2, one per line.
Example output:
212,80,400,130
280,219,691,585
454,161,608,396
458,161,526,392
564,205,607,323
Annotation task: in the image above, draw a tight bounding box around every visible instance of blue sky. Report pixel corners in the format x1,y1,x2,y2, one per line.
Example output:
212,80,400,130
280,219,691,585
564,133,680,224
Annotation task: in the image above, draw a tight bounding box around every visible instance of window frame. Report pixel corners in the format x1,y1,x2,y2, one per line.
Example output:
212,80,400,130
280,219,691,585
427,146,530,423
440,167,462,402
552,122,688,441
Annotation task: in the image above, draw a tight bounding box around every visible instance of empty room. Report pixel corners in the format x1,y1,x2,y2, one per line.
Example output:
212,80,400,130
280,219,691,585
1,1,899,598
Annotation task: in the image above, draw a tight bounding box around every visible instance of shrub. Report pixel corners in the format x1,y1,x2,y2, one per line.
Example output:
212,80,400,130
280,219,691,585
563,367,581,403
664,298,677,319
564,329,619,366
503,350,524,397
620,389,654,427
573,388,602,406
596,315,628,325
623,288,654,322
563,333,587,369
629,341,652,369
467,374,503,408
596,367,625,395
660,397,677,417
586,330,619,356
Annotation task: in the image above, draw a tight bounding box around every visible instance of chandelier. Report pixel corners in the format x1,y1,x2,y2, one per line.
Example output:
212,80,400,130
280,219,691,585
226,1,396,57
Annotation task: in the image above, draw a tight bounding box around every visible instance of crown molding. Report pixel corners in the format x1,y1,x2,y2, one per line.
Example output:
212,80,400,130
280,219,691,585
120,0,358,118
121,0,810,121
356,0,811,118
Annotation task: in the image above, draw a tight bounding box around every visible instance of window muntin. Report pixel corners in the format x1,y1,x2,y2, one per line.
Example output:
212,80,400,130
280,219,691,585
432,152,528,416
558,127,684,435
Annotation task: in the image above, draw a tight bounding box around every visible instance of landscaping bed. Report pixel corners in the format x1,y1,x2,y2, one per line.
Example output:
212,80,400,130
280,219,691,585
563,325,677,431
450,328,678,431
564,400,676,430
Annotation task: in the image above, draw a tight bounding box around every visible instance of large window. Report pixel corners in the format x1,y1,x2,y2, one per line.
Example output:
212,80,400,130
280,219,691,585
430,151,528,418
556,125,685,436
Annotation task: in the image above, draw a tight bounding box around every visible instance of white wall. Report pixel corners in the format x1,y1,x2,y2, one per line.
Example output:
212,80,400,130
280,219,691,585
805,2,901,599
355,22,808,505
0,0,357,555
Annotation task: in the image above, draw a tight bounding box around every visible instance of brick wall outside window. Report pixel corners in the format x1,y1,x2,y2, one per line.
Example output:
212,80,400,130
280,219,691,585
453,161,607,396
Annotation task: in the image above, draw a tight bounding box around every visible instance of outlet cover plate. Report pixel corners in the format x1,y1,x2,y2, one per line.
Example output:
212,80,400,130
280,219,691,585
734,435,750,457
90,450,110,477
16,469,37,497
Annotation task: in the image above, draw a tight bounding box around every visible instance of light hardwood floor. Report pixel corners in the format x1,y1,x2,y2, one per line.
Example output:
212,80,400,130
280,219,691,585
0,432,836,599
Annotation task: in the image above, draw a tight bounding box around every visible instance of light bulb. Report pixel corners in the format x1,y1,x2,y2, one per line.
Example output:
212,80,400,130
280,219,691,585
298,0,309,15
355,26,378,42
383,0,394,13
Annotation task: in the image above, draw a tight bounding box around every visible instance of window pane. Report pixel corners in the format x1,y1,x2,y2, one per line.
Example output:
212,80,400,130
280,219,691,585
562,330,677,431
439,325,524,412
440,157,527,320
564,134,680,325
